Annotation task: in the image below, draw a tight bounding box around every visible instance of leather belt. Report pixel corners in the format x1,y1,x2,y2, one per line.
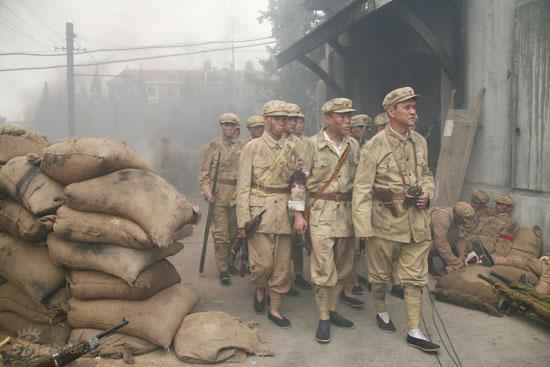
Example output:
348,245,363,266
218,178,237,185
251,182,290,194
311,192,352,202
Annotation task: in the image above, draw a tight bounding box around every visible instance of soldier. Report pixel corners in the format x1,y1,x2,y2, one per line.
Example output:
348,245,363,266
429,202,476,276
470,189,494,231
294,108,306,138
373,112,389,132
353,87,440,352
294,98,358,343
285,103,313,295
246,115,265,140
350,114,371,143
199,112,244,285
236,100,302,328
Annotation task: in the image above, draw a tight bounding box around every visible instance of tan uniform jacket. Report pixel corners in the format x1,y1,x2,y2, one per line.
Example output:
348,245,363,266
353,126,435,243
302,131,359,237
236,132,300,234
198,136,244,207
474,212,518,238
471,206,495,233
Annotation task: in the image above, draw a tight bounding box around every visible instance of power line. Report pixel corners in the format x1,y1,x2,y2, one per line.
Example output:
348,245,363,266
0,35,274,56
13,0,64,40
0,1,53,45
0,40,276,72
0,15,51,50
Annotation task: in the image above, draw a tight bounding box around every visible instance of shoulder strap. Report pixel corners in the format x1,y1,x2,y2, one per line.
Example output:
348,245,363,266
255,141,293,186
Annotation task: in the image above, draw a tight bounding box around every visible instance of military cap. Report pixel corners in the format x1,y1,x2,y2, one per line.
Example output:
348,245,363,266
471,190,490,205
453,201,475,221
262,100,288,117
382,86,421,111
218,112,239,124
373,112,389,126
246,115,265,128
495,193,514,206
286,103,305,118
351,114,372,128
321,98,355,114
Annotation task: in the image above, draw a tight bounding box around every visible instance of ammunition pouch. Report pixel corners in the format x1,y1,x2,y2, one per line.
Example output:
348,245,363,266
373,188,405,218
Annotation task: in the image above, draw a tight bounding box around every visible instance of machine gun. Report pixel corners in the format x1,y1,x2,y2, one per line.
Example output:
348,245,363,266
33,319,129,367
478,272,550,325
228,209,266,277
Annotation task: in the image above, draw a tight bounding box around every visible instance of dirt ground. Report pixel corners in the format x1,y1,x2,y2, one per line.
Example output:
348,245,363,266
46,201,550,366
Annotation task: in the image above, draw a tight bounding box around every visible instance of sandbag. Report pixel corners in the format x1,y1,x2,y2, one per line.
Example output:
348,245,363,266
47,234,182,285
67,260,181,300
53,205,153,249
0,275,5,285
40,138,152,184
0,282,65,324
0,312,71,345
69,328,157,363
0,123,47,165
433,265,539,316
0,232,65,303
67,284,200,348
173,311,273,364
64,169,197,248
0,156,64,215
0,198,53,241
509,226,542,259
44,286,70,314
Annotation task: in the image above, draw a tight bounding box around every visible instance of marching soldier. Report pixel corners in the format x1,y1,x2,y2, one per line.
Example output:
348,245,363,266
350,114,372,144
353,87,440,352
373,112,389,132
236,100,303,328
199,113,244,285
246,115,265,141
294,98,359,343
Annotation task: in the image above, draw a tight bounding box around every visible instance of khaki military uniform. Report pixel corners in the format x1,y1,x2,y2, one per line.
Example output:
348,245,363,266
472,206,495,233
430,207,467,271
199,136,244,272
353,124,434,330
236,131,300,307
469,212,518,253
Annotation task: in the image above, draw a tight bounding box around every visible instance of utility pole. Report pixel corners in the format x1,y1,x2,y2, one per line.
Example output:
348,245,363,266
66,22,75,137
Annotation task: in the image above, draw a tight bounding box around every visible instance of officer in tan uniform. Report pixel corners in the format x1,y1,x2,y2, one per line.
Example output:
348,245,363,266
199,113,244,285
353,87,440,352
429,202,476,275
350,114,372,144
373,112,389,132
246,115,265,141
236,100,302,328
294,98,359,343
470,189,494,231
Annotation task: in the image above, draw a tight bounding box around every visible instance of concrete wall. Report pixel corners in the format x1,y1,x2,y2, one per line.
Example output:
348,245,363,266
463,0,550,252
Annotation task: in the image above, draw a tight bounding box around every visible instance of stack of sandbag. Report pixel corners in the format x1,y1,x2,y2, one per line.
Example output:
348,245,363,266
0,137,71,347
38,138,200,360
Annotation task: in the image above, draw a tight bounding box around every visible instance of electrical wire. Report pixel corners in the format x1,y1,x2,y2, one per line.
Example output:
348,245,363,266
13,0,64,39
0,1,53,45
0,13,51,50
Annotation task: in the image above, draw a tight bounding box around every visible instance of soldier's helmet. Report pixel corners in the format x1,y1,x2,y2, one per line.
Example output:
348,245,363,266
322,98,355,114
495,193,514,207
471,190,490,205
218,112,240,124
351,114,372,128
382,86,421,111
453,201,476,222
374,112,389,126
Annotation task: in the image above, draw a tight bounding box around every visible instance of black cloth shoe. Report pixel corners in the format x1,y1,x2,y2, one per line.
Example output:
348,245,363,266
329,311,354,329
315,320,331,343
406,335,440,352
287,287,301,298
268,313,291,328
352,285,364,295
376,314,396,332
294,275,313,290
473,240,494,266
340,294,364,309
219,271,230,285
390,284,404,299
254,292,266,314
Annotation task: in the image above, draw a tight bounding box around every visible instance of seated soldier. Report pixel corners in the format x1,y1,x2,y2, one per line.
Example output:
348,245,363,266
429,202,475,276
470,189,494,231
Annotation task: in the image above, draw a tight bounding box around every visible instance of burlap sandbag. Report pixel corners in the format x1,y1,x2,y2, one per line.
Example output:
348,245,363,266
434,265,539,316
173,311,273,364
68,284,200,348
47,234,182,285
509,226,542,259
0,198,53,241
0,156,64,216
0,282,65,324
44,286,70,314
0,312,71,346
67,260,181,300
0,275,5,285
53,205,153,250
64,169,197,248
0,232,65,303
69,328,157,363
40,138,152,184
0,123,47,165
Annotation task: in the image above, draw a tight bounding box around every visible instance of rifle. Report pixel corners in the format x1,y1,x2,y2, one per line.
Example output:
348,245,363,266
34,319,129,367
228,209,266,277
199,152,221,273
359,124,372,146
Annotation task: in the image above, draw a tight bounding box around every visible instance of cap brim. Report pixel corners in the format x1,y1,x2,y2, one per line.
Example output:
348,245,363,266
394,94,421,105
333,108,356,113
264,112,288,117
287,112,301,117
247,123,265,128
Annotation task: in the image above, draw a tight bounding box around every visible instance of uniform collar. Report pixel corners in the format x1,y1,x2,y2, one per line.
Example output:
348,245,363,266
261,131,285,149
386,124,413,142
315,129,352,151
221,135,237,145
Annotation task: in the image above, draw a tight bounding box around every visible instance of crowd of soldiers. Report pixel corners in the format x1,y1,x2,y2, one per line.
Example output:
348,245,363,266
198,86,525,353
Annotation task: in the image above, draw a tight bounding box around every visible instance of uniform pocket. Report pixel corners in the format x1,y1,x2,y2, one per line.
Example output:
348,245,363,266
371,204,391,230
